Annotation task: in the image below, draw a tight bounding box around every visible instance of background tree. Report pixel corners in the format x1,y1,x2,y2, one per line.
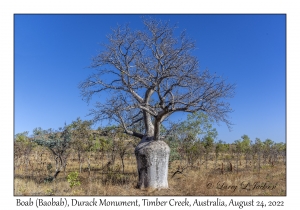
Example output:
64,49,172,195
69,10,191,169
79,17,235,189
240,135,251,167
215,140,229,168
168,112,217,167
233,135,251,172
113,127,133,174
273,142,286,165
14,131,36,176
101,125,119,166
253,138,263,174
92,127,113,179
202,135,215,169
33,125,71,181
69,118,94,173
233,139,243,173
262,138,274,164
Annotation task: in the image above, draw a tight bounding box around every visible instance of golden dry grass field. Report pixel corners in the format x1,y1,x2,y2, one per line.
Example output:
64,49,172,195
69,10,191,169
14,148,286,196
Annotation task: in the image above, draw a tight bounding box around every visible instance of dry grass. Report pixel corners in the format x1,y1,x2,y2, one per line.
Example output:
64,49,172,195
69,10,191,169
14,151,286,196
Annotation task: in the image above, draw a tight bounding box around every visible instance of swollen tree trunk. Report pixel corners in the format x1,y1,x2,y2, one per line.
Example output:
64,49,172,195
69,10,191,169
135,137,170,189
134,115,170,189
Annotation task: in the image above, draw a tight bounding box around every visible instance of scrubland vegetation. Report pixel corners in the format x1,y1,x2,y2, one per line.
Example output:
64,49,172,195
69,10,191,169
14,115,286,196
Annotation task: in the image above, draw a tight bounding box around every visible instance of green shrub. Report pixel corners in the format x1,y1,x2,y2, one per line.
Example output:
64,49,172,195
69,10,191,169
67,172,81,188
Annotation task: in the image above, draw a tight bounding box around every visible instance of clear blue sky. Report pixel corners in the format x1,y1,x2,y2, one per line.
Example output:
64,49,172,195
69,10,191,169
14,14,286,143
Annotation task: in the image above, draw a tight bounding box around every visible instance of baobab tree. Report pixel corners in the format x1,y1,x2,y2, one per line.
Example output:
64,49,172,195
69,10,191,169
80,18,235,189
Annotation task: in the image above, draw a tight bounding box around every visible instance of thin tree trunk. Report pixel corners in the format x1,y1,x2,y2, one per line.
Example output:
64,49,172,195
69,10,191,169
78,152,82,173
88,155,91,176
53,170,60,179
205,153,208,170
258,151,261,174
63,158,67,175
215,153,218,169
236,153,239,174
199,153,202,170
121,156,125,174
101,150,104,180
80,161,83,173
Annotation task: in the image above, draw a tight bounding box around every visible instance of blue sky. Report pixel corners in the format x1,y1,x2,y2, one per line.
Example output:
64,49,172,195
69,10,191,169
14,14,286,143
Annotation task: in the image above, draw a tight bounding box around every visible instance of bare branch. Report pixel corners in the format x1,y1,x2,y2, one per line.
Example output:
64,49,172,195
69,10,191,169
80,17,235,140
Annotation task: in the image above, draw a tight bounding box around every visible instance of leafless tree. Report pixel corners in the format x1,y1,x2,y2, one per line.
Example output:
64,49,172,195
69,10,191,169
79,18,235,189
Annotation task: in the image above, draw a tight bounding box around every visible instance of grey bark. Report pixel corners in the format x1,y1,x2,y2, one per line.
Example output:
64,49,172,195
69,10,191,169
135,138,170,189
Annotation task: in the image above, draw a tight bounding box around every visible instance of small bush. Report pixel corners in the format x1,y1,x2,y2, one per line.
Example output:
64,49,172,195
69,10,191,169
45,188,54,196
67,172,81,188
44,176,54,183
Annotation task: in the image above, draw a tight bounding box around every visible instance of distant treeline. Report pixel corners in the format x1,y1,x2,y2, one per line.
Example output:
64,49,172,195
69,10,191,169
14,114,286,180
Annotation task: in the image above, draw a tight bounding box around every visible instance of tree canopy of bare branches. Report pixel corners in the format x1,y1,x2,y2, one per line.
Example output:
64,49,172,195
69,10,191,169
80,18,235,141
